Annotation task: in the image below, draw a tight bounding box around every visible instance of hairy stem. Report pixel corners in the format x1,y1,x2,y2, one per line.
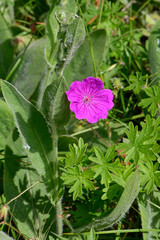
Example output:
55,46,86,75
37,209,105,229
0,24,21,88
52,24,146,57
52,124,63,234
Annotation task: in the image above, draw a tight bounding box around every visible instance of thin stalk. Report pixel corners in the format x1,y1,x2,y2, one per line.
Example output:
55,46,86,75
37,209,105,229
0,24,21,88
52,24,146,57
6,180,40,206
51,124,63,235
83,120,111,147
115,221,122,240
76,0,97,77
6,37,33,81
0,221,30,240
63,228,160,236
120,89,126,113
129,0,133,67
135,0,151,16
97,0,104,29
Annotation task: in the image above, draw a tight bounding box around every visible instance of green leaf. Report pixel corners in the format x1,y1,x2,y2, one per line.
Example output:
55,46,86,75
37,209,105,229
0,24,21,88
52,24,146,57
117,120,156,164
1,80,57,204
75,168,140,232
45,0,78,68
0,99,14,150
9,38,47,99
4,129,56,239
45,3,60,67
42,76,70,126
139,85,160,116
140,160,160,194
61,166,94,200
63,29,107,85
138,191,160,240
61,138,88,167
124,73,146,94
57,16,85,76
149,19,160,85
0,232,14,240
0,13,14,79
90,146,122,187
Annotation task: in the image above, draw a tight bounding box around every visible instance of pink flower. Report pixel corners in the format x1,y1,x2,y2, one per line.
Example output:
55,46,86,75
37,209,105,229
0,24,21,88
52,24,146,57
66,77,114,123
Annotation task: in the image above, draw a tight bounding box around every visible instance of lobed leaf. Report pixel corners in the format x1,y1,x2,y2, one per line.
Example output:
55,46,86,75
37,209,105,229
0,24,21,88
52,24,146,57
74,168,140,232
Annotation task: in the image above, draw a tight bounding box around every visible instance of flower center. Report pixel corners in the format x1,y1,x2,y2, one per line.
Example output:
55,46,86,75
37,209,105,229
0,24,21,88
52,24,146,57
83,95,93,105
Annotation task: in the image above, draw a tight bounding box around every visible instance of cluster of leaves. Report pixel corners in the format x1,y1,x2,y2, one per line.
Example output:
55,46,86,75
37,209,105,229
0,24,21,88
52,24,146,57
0,0,160,239
61,138,124,201
61,113,160,199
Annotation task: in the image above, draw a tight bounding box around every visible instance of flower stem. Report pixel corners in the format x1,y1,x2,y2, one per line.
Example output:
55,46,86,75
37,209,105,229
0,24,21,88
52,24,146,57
52,124,63,234
83,120,111,147
76,0,97,77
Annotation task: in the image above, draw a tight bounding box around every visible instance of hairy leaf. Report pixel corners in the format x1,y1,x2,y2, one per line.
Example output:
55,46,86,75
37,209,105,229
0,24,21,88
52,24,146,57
138,191,160,240
63,29,107,85
0,100,14,150
4,129,55,239
1,80,58,204
0,13,14,79
149,19,160,85
10,38,47,99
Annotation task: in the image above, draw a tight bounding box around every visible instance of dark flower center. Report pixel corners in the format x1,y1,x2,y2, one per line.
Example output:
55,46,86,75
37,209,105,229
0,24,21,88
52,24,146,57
83,95,93,105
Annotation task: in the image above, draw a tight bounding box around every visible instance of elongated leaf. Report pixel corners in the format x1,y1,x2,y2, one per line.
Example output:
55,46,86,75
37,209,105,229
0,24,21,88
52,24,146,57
58,17,85,76
42,76,70,126
45,3,60,67
4,128,55,239
45,0,84,73
10,38,47,99
0,232,14,240
149,19,160,85
0,13,14,78
75,168,140,232
63,29,107,85
0,99,14,150
1,80,57,204
138,191,160,240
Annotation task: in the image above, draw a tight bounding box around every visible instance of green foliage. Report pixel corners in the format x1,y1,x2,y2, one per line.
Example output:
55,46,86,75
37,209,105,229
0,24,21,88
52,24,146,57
0,13,14,79
63,29,107,85
0,232,14,240
124,73,147,94
75,168,140,232
138,191,160,240
90,146,122,188
1,80,58,204
1,0,160,239
61,166,94,200
42,76,70,126
140,160,160,194
139,84,160,116
0,100,14,150
9,38,47,100
4,128,55,239
62,138,88,167
117,118,158,164
149,19,160,85
61,138,94,200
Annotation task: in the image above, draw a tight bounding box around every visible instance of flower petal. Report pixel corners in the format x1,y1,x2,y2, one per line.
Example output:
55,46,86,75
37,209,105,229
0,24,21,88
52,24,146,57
66,81,83,102
70,102,87,119
82,77,104,95
66,77,114,123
